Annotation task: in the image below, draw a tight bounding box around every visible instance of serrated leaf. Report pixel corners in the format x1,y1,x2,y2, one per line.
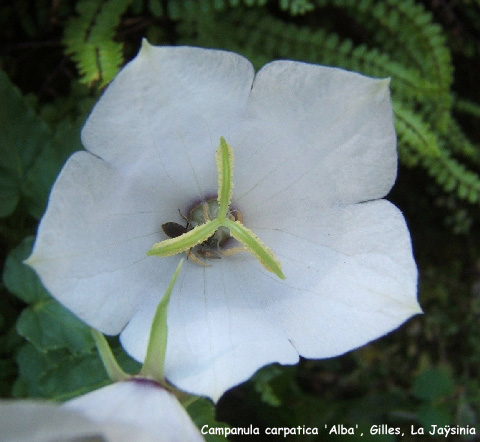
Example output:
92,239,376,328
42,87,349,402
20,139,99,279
14,343,107,400
13,343,61,398
16,300,94,354
39,353,112,401
14,341,140,400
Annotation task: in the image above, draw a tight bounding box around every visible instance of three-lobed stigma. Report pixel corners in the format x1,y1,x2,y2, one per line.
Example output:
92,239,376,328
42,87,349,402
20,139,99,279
147,137,285,280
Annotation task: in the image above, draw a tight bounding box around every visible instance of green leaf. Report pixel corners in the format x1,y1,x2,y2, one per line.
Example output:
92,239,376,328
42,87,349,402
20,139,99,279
3,236,50,304
14,341,139,401
149,0,164,17
187,398,231,442
0,72,83,219
13,343,58,398
0,71,51,217
412,367,455,401
0,358,17,398
4,236,93,354
14,343,109,400
16,300,94,354
22,118,84,219
0,173,19,217
416,403,452,429
253,364,283,407
46,349,138,401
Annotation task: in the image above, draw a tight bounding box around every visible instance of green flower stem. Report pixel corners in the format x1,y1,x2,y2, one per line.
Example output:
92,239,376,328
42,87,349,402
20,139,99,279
140,259,184,381
90,328,130,382
221,218,286,280
147,220,220,257
90,261,184,386
217,137,234,220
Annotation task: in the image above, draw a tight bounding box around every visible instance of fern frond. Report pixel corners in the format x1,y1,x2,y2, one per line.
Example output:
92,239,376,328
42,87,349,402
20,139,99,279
425,147,480,204
443,114,480,165
454,98,480,119
192,9,440,102
166,0,266,19
395,103,480,203
394,102,440,167
316,0,453,132
63,0,133,87
171,4,478,204
317,0,453,92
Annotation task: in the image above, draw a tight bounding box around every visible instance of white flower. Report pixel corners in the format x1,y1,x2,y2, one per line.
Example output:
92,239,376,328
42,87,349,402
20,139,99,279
0,380,204,442
27,41,421,401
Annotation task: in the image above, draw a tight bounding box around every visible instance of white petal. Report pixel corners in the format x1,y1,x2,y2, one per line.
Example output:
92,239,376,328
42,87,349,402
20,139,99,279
0,400,100,442
121,259,299,401
0,399,157,442
121,199,419,400
65,380,204,442
82,42,255,203
28,45,256,334
26,151,181,334
250,198,420,356
231,61,397,214
28,44,418,403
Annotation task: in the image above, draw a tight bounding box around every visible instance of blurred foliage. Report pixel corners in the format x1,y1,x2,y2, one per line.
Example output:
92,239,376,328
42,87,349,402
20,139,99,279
1,0,480,440
2,236,142,400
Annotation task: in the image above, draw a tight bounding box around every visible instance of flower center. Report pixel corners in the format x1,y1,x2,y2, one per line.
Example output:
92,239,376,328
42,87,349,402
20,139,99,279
160,199,243,265
188,198,238,248
148,137,285,279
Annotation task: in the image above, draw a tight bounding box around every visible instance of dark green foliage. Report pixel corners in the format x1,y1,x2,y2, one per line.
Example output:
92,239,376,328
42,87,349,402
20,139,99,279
0,71,51,218
4,237,95,354
38,0,480,210
2,237,141,400
0,71,89,221
187,398,232,442
412,368,455,401
161,0,480,208
1,0,480,440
